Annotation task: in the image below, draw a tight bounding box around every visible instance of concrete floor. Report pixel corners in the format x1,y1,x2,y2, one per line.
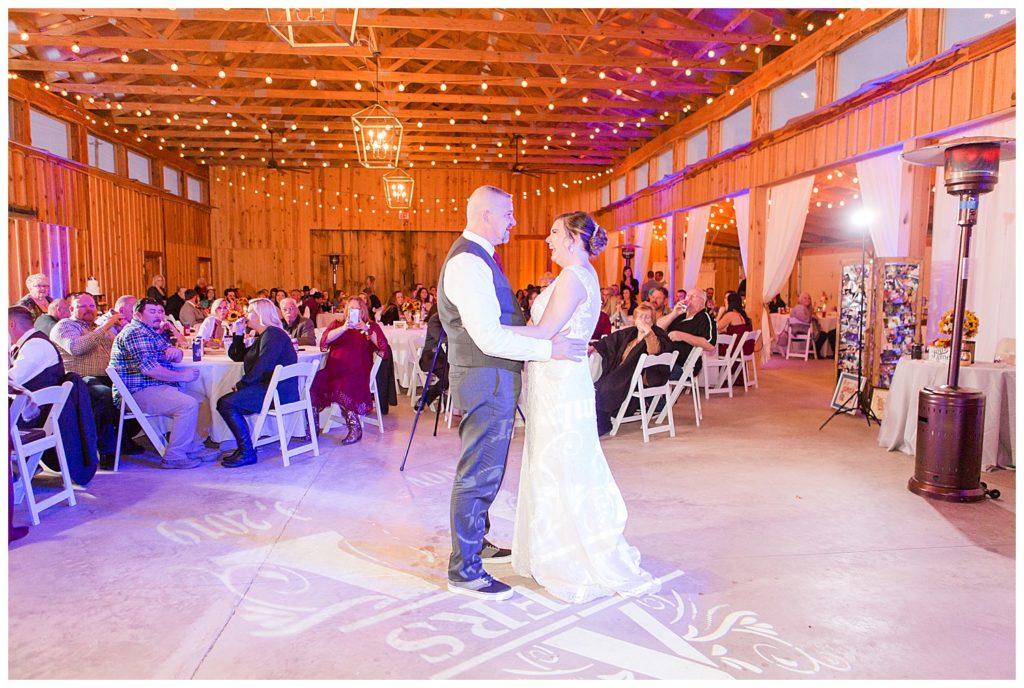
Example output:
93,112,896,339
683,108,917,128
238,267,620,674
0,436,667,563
8,358,1015,680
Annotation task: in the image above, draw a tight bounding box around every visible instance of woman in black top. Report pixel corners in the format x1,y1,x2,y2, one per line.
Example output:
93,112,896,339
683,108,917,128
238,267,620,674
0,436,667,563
619,267,639,303
146,275,167,304
216,297,298,468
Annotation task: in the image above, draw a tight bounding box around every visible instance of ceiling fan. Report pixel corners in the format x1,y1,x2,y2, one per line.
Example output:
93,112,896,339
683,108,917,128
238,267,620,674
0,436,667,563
264,128,311,173
509,134,540,178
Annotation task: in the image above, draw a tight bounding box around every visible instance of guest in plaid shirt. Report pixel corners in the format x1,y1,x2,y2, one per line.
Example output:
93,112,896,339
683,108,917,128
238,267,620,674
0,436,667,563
109,298,216,469
50,292,145,469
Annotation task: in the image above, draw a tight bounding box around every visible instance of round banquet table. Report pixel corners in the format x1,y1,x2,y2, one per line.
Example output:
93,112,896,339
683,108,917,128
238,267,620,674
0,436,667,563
379,325,428,389
150,348,325,444
877,357,1016,470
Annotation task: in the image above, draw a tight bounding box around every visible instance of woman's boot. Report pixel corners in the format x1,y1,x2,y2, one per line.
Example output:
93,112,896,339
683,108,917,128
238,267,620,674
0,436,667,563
220,407,258,467
341,409,363,445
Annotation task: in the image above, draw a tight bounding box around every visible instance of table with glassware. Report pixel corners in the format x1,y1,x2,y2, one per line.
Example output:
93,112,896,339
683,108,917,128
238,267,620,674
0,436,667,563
878,357,1016,470
150,347,325,444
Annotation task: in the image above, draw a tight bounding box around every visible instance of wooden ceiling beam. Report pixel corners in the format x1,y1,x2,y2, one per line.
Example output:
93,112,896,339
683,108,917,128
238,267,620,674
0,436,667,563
54,81,688,112
14,8,796,46
9,32,756,69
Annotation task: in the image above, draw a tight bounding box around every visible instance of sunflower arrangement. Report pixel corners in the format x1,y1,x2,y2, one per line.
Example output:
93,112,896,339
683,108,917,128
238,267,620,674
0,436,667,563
939,308,979,339
400,300,422,314
226,311,241,323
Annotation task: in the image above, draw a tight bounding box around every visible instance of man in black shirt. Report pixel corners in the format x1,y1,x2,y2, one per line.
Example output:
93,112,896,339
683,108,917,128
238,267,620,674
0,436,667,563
656,289,717,377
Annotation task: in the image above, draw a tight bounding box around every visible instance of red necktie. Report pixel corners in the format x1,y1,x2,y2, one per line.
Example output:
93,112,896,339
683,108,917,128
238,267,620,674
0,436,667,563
492,251,504,272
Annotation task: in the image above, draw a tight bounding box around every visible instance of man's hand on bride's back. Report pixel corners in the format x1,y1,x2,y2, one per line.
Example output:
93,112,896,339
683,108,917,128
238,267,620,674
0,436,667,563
551,333,587,361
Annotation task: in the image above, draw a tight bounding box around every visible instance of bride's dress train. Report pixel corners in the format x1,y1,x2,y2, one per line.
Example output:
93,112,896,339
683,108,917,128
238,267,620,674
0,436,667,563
512,264,660,604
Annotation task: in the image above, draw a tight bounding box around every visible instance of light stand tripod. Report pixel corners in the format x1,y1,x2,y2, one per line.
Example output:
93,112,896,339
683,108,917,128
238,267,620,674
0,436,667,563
820,219,879,430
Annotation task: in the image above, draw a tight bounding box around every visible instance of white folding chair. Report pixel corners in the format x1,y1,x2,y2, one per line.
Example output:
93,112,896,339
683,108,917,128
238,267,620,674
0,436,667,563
360,354,385,433
408,344,428,404
655,348,705,428
610,350,679,442
741,330,761,390
251,361,320,467
106,366,169,471
701,334,737,399
9,384,77,525
784,320,816,360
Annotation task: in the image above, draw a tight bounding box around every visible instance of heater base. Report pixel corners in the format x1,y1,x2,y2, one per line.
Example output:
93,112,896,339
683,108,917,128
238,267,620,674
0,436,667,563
907,477,987,503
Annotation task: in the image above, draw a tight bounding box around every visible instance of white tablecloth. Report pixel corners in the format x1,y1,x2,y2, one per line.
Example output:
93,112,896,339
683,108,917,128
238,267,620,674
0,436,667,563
153,349,324,443
380,325,427,388
769,314,837,355
878,357,1016,470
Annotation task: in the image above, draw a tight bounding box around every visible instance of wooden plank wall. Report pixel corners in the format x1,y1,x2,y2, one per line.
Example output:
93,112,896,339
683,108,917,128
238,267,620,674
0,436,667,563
7,219,78,300
209,166,604,295
592,24,1015,231
7,142,211,301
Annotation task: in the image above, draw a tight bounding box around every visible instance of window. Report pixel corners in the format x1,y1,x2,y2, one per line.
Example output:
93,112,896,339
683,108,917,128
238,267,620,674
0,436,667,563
837,18,908,100
186,175,205,203
611,175,626,202
655,148,673,181
685,128,708,165
163,165,181,195
720,104,752,152
127,150,151,185
771,67,817,130
29,108,70,159
943,8,1015,51
86,134,116,173
599,184,611,207
631,162,649,192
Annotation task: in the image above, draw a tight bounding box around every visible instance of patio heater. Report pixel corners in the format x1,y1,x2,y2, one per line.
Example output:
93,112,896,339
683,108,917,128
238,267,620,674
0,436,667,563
327,254,340,298
901,136,1014,502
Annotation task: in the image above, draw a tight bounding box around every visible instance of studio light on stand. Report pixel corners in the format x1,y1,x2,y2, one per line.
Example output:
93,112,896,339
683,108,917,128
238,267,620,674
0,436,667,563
819,208,878,430
901,136,1015,502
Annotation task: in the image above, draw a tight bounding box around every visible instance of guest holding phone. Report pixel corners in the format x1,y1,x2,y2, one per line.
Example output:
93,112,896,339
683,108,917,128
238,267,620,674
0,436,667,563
215,298,298,468
310,296,390,445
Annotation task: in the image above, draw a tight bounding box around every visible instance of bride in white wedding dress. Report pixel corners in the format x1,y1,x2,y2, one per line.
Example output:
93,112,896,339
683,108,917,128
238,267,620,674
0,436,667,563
503,211,660,604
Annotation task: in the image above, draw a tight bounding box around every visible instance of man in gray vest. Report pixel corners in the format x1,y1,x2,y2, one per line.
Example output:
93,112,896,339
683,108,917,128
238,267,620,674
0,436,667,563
437,185,586,600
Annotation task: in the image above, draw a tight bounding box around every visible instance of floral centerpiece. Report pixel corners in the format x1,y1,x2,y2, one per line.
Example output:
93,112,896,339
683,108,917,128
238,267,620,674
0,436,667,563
400,299,422,324
937,308,980,363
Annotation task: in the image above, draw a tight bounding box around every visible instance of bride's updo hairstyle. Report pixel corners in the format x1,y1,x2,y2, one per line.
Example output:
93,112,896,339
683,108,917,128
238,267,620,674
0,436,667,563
557,211,608,257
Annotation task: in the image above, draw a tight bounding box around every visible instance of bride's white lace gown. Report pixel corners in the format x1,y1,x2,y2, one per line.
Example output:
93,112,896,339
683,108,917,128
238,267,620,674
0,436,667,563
512,263,660,603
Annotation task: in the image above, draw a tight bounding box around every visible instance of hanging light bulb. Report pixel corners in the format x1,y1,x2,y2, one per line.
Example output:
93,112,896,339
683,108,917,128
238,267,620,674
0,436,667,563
71,42,81,54
310,77,318,87
265,74,273,84
170,62,179,72
218,69,226,79
120,52,129,62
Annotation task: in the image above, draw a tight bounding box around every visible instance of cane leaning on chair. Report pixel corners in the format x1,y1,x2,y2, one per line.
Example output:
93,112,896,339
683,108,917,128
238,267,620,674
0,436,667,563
216,298,298,468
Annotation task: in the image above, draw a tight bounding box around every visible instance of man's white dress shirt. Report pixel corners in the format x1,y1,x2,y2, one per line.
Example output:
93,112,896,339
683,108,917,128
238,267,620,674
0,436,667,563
9,328,60,387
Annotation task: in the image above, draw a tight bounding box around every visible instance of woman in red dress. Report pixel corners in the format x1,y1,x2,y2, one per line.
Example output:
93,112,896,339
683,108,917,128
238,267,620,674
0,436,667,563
311,297,390,444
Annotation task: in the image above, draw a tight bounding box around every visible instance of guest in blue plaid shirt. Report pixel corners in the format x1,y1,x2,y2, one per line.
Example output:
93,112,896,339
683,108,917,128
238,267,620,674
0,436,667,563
109,298,216,469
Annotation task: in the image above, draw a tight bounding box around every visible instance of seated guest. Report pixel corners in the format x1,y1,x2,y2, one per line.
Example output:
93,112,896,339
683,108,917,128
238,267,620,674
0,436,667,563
591,307,612,342
768,293,787,313
34,298,69,337
647,286,670,320
675,288,687,304
525,290,540,322
15,273,52,321
96,294,138,337
607,293,633,329
715,290,736,320
775,292,820,354
201,287,217,309
363,276,382,311
592,304,673,436
620,267,639,302
380,291,405,326
224,287,240,312
310,297,390,445
254,288,270,298
716,292,756,382
301,290,322,321
146,275,167,304
178,289,203,327
9,306,64,393
656,289,717,377
273,288,287,308
413,286,432,318
705,287,717,314
109,298,211,469
51,292,143,468
621,286,637,315
416,304,448,411
655,270,666,287
215,298,298,468
280,297,316,346
165,287,187,321
197,298,230,343
193,276,209,300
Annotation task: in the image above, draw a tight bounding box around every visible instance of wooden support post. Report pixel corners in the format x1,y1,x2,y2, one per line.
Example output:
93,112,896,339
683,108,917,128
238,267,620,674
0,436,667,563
907,8,942,66
673,209,687,298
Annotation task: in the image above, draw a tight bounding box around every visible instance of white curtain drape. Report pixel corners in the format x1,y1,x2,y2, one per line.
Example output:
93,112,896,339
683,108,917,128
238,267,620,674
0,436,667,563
601,228,620,287
927,117,1015,362
630,222,654,284
733,193,750,272
761,176,815,361
856,149,905,257
682,205,711,291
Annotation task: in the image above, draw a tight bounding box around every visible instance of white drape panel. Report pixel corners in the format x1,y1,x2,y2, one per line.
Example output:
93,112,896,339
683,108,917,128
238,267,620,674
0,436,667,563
761,176,814,362
926,117,1015,362
856,149,905,256
630,223,654,284
733,193,750,271
601,228,620,287
682,205,711,291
